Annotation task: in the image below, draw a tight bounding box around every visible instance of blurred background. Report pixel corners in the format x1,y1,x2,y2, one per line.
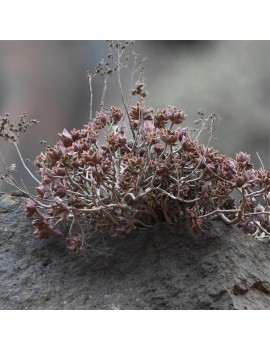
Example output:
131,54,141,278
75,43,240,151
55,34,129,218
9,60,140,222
0,40,269,193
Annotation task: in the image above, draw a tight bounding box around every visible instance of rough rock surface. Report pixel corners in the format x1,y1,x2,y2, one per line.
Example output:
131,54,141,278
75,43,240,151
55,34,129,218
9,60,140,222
1,193,270,310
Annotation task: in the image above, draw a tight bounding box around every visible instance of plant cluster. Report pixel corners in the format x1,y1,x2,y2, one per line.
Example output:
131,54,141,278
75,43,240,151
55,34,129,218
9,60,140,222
0,41,269,251
21,102,269,250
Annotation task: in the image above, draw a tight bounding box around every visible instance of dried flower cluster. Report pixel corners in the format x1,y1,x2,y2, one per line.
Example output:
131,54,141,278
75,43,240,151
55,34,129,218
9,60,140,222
23,102,270,251
0,113,39,186
0,113,38,142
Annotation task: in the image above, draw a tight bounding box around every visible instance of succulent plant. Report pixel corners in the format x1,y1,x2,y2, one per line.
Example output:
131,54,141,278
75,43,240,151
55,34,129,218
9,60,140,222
21,101,269,250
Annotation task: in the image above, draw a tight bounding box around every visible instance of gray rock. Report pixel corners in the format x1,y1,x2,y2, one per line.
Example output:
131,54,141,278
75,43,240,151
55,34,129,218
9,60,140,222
1,193,270,310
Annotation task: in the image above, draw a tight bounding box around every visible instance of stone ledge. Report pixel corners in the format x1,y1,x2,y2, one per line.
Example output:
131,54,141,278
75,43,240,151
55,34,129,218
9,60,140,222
1,192,270,310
